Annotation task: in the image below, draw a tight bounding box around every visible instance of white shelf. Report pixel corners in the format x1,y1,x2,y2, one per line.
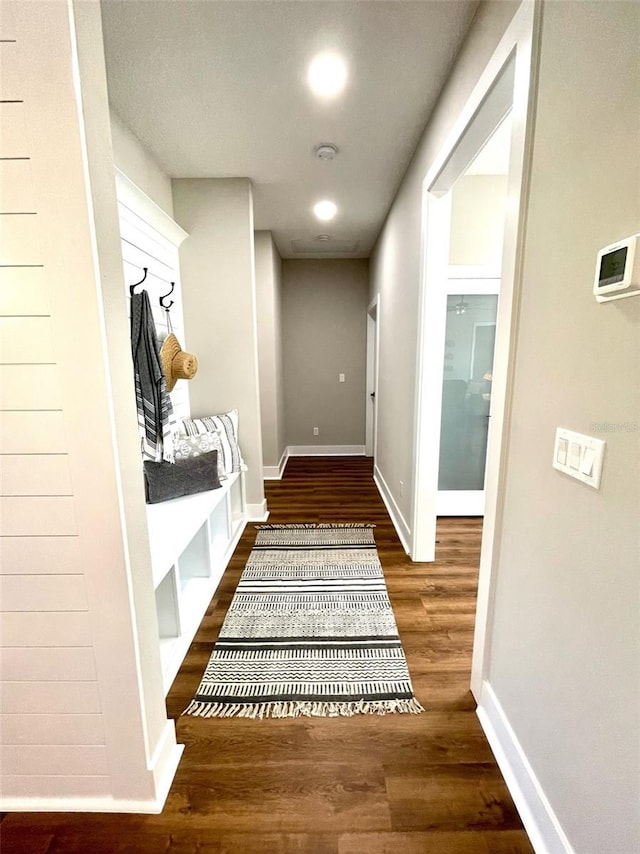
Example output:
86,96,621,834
145,471,246,695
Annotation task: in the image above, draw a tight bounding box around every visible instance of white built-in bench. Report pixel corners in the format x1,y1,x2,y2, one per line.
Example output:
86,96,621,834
146,471,246,694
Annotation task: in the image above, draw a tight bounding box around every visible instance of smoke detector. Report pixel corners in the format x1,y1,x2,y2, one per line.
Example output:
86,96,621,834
315,234,331,241
314,143,338,161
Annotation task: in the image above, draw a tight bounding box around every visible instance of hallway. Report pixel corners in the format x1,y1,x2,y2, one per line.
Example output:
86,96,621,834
0,458,532,853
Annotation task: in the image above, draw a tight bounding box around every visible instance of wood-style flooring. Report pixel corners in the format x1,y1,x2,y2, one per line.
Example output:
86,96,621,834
0,456,534,853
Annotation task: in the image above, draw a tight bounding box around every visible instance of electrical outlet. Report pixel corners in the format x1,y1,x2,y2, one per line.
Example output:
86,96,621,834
313,427,319,436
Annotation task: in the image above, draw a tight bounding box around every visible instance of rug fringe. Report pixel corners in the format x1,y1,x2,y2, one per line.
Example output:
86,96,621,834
255,523,376,530
183,697,424,719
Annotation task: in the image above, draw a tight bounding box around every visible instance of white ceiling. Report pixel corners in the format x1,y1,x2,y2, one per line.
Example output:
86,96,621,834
101,0,480,259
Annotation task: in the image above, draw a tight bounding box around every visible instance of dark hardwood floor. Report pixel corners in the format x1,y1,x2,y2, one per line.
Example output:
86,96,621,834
0,457,533,853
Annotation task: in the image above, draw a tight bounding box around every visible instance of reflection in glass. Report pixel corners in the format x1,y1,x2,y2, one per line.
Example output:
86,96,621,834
438,294,498,491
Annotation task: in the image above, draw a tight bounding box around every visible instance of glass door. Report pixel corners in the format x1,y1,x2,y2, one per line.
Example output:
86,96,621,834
437,290,499,515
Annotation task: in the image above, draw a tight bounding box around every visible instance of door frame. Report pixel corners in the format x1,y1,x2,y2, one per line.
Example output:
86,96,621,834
365,294,380,458
410,1,540,698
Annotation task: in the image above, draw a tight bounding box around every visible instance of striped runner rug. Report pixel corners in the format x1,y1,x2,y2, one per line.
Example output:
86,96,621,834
183,524,424,719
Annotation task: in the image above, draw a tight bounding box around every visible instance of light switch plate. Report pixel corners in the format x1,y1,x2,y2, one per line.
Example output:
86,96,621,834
553,427,605,489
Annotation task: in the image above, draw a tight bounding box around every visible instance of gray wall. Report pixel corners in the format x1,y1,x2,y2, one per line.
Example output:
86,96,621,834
171,178,265,510
370,0,520,523
282,259,369,447
255,231,285,469
371,0,639,850
488,2,639,851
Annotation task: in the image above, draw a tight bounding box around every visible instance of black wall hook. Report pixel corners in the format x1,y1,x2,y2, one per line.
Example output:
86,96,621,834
160,282,175,310
129,267,148,297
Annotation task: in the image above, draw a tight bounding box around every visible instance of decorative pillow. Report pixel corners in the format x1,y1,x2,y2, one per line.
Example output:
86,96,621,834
143,451,221,504
178,409,243,474
173,432,227,481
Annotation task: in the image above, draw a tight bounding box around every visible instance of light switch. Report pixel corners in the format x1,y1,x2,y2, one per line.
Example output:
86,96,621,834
339,373,345,383
552,427,605,489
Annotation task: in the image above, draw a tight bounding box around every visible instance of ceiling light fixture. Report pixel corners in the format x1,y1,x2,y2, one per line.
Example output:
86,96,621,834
313,200,337,221
308,52,347,99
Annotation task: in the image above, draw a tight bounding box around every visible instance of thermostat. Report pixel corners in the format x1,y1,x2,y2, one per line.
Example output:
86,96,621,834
594,233,640,302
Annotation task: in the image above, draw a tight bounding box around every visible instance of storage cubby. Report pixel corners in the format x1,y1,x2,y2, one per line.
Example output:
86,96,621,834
146,472,246,694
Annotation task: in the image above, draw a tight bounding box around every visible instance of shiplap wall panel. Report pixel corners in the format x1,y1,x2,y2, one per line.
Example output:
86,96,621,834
1,714,104,746
0,316,54,362
0,159,35,211
0,497,77,536
0,680,101,714
0,104,27,159
0,364,61,409
0,535,82,575
0,647,96,682
1,611,92,647
0,775,109,799
0,744,108,776
0,411,67,453
0,268,49,315
0,41,21,101
0,454,72,495
0,214,41,264
0,574,87,611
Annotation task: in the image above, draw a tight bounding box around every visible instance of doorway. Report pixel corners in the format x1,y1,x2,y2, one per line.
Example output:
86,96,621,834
410,1,539,698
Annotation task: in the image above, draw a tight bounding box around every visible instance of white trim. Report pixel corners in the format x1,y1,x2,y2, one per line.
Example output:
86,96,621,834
373,465,411,555
436,490,485,516
477,682,577,854
448,264,502,279
0,731,184,815
365,294,380,459
263,447,290,480
246,500,269,521
287,445,365,456
115,168,188,248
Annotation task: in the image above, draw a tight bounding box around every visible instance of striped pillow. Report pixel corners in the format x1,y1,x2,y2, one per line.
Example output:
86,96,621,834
178,410,243,474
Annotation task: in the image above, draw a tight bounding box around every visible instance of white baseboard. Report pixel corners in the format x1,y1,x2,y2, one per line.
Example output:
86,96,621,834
287,444,365,456
373,465,411,555
246,500,269,522
477,681,576,854
263,447,290,480
0,740,184,814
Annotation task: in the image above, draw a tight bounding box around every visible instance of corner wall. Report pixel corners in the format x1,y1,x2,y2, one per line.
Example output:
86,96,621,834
484,3,640,851
254,232,285,473
172,178,266,513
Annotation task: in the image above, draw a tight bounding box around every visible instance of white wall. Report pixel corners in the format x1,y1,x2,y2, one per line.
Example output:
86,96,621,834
0,0,179,811
370,0,519,524
282,259,369,448
254,231,285,471
172,178,266,512
109,109,174,217
449,174,507,267
486,2,640,851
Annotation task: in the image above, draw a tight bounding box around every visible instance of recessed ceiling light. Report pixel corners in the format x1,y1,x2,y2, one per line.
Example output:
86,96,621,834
308,53,347,99
313,200,337,221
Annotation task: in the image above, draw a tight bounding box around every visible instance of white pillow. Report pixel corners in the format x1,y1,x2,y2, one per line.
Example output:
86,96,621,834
178,410,243,474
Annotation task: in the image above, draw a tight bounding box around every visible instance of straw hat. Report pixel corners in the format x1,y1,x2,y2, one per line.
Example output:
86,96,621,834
160,333,198,392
